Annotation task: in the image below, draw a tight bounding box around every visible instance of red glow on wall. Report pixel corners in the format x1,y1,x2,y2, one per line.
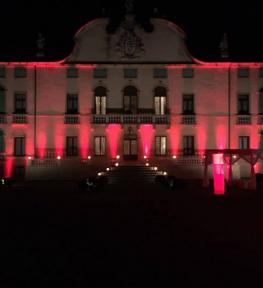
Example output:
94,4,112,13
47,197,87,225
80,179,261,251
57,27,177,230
212,153,225,195
168,125,180,156
216,124,226,150
38,132,46,159
196,125,207,155
5,157,13,178
139,125,154,157
79,126,91,159
106,124,121,158
55,128,64,157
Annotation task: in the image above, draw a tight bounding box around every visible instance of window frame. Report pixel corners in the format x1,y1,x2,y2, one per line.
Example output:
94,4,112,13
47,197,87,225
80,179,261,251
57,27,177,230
94,136,106,156
239,136,250,149
66,93,79,114
14,137,25,156
182,94,195,115
155,136,167,156
14,92,27,114
66,136,78,156
237,94,250,115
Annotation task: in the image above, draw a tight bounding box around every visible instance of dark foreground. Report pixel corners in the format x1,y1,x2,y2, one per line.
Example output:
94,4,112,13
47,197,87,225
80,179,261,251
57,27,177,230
0,181,263,287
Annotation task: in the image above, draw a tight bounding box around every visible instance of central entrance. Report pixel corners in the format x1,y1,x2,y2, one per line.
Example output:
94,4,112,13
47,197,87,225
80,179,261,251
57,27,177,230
123,126,138,160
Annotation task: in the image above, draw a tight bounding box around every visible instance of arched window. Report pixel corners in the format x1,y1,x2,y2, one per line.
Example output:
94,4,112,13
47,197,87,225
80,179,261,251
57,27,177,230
154,86,167,115
123,86,138,114
259,88,263,114
0,130,5,153
94,86,107,115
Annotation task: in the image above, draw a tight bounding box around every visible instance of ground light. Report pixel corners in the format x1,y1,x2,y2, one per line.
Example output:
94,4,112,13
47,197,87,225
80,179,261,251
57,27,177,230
172,155,177,159
154,167,158,171
28,156,33,160
88,156,91,160
163,172,167,175
98,172,102,176
115,163,119,167
146,163,149,167
144,155,147,159
106,168,110,171
116,155,120,160
57,156,61,160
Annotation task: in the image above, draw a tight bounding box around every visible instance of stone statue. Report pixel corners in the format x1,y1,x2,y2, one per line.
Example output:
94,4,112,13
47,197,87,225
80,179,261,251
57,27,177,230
125,0,134,14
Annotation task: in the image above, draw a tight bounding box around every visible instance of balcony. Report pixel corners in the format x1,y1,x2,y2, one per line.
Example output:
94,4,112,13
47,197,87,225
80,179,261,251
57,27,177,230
92,114,170,125
236,115,251,125
0,114,7,124
12,114,27,124
181,115,196,125
64,115,80,124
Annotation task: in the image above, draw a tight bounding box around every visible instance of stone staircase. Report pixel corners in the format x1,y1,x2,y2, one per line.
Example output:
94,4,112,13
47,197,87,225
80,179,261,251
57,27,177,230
104,165,163,184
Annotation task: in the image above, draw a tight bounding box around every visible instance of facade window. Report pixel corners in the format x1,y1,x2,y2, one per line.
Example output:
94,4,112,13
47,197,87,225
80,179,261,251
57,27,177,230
123,86,138,114
153,68,167,78
94,136,106,156
239,136,250,149
14,92,27,114
93,68,107,78
0,90,5,114
259,68,263,78
155,136,167,156
94,86,107,115
183,94,194,114
124,68,137,78
66,136,78,156
14,66,27,78
67,67,78,78
182,68,194,78
259,89,263,114
66,93,78,114
0,130,4,153
183,136,195,156
238,94,249,114
154,86,167,115
0,66,6,78
14,137,25,156
238,68,249,78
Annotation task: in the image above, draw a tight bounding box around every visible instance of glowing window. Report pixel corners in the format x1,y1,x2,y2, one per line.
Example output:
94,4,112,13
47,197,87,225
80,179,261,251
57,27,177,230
94,86,107,115
14,66,27,78
155,136,167,156
154,87,167,115
94,136,106,156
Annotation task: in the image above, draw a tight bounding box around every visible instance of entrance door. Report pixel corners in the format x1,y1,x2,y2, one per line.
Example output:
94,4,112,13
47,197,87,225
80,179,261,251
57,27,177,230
123,139,138,160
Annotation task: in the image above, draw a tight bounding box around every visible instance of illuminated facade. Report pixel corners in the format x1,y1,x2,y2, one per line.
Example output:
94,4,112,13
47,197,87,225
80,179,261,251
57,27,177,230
0,15,263,180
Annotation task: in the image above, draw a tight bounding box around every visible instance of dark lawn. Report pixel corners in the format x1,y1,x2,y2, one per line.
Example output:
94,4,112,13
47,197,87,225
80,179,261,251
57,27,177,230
0,181,263,287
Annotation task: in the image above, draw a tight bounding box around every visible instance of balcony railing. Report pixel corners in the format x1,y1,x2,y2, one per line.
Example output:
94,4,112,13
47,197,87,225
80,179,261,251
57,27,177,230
12,114,27,124
236,115,251,125
0,114,7,124
92,114,170,125
64,115,80,124
181,115,196,125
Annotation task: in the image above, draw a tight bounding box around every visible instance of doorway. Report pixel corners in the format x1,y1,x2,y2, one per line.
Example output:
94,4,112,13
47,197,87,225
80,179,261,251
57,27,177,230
123,139,138,160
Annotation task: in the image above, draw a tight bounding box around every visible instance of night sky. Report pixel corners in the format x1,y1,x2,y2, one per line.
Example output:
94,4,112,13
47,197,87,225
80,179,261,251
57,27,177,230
0,0,262,62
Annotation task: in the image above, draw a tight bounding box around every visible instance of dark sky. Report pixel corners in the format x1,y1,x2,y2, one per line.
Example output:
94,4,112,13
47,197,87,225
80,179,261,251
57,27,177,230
0,0,262,62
